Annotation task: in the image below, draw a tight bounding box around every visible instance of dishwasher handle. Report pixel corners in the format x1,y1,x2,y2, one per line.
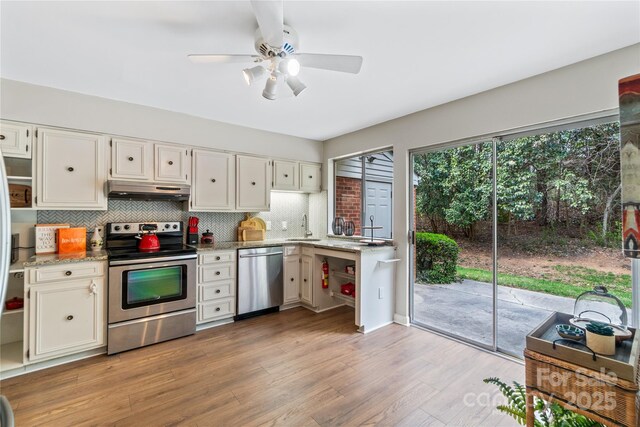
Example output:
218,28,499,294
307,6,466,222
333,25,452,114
239,252,283,258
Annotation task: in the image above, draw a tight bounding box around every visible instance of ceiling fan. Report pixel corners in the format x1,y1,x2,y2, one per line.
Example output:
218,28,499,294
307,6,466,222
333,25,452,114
188,0,363,100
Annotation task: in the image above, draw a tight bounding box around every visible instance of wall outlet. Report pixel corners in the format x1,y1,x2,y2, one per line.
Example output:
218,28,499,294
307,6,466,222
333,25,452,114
281,221,287,231
266,221,272,231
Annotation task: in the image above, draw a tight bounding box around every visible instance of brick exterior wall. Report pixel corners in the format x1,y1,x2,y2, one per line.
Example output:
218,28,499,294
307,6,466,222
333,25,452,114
335,176,362,235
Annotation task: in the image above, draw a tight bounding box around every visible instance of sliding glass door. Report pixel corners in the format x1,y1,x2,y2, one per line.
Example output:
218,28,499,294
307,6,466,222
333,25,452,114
411,140,496,349
410,119,631,358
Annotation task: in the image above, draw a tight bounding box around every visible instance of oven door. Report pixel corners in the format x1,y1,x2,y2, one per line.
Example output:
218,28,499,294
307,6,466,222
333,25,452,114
109,255,196,323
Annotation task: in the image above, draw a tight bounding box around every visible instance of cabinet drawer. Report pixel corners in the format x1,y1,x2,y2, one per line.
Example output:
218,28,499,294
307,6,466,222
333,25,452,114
198,298,235,323
199,263,235,283
28,262,105,284
199,251,235,265
284,246,300,256
199,281,235,302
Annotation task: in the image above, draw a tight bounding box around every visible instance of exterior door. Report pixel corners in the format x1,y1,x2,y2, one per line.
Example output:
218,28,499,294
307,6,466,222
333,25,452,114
364,181,392,238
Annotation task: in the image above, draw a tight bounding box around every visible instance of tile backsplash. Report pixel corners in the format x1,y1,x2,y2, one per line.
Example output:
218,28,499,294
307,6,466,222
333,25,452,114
37,192,322,242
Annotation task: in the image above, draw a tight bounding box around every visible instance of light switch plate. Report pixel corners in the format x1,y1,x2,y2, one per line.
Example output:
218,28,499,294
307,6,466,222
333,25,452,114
281,221,287,231
266,221,272,231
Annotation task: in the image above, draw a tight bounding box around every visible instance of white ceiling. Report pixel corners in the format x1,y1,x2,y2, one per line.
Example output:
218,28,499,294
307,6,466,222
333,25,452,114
1,1,639,141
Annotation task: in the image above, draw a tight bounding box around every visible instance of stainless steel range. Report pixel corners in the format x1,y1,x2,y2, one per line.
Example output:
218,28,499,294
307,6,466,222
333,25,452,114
106,221,197,354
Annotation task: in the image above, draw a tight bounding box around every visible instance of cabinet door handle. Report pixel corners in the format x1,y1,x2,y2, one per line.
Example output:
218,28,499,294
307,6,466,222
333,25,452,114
304,279,307,282
290,278,294,282
211,178,216,183
251,181,256,186
0,135,5,140
66,315,74,321
168,160,174,165
215,307,221,312
308,175,313,179
284,174,288,178
128,156,134,161
215,289,221,294
215,256,221,261
65,270,72,276
67,167,74,172
215,271,221,276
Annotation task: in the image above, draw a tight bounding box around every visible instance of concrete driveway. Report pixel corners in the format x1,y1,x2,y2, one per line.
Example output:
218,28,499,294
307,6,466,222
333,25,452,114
413,280,576,357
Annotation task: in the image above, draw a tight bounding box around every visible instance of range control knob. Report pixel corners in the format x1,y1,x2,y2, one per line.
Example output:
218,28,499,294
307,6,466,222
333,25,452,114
124,225,130,230
172,224,178,229
114,226,121,231
164,224,170,229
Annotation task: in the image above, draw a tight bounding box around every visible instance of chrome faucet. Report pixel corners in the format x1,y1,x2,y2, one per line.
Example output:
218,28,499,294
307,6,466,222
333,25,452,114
302,214,313,237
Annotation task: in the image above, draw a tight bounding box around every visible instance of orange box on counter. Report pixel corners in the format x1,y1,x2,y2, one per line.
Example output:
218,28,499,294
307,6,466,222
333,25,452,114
57,227,86,253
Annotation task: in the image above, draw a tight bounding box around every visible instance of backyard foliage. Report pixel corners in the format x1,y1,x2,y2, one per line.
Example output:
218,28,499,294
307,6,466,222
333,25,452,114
415,232,459,283
414,123,621,244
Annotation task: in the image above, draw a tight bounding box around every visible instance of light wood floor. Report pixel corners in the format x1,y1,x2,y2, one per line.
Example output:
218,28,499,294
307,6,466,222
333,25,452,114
0,307,523,426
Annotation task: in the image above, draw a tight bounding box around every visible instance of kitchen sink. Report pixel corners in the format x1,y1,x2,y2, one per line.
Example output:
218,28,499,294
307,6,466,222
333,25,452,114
286,238,321,242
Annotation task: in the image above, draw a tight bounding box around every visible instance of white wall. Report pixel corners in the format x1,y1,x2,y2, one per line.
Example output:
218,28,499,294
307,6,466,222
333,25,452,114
324,43,640,324
0,79,322,162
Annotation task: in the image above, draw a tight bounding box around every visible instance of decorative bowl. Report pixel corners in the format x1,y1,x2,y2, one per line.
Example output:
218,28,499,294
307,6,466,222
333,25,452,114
556,324,585,341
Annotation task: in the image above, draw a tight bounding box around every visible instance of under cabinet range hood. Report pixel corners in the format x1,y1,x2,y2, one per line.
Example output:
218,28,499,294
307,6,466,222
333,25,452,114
107,180,191,201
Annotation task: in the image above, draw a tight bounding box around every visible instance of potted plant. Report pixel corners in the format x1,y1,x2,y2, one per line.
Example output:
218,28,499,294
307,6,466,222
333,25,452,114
585,321,615,355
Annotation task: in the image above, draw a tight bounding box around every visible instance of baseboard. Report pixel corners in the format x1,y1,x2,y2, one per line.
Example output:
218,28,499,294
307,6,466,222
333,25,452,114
1,347,106,380
196,317,234,331
393,314,410,326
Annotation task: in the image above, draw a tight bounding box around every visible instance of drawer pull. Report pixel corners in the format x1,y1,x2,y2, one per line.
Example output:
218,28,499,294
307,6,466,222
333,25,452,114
303,279,307,282
128,156,134,161
0,135,5,140
284,174,288,178
211,178,216,183
67,167,74,172
215,289,221,294
215,256,221,261
251,181,256,186
308,175,313,179
290,278,294,282
65,271,72,276
66,315,74,321
215,271,221,276
215,307,221,312
168,160,174,165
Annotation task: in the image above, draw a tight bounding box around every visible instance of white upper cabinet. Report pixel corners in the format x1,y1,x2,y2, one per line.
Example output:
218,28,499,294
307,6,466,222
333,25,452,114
155,144,189,183
273,159,299,191
36,128,107,210
0,121,32,159
110,137,153,181
191,149,235,211
236,155,271,211
300,163,322,193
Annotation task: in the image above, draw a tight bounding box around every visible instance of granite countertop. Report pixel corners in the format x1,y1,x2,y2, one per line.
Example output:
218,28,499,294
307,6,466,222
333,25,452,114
190,238,396,253
22,250,109,267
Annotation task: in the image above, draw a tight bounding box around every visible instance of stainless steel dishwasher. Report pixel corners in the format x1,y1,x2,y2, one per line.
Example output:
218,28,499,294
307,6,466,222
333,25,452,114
237,246,284,319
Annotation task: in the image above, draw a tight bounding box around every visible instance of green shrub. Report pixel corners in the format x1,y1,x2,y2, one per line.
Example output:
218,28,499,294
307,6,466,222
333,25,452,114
416,232,459,283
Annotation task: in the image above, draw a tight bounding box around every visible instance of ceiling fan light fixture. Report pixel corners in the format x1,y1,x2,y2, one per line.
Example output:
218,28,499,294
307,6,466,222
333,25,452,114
278,58,300,76
242,65,267,86
262,76,278,100
286,75,306,97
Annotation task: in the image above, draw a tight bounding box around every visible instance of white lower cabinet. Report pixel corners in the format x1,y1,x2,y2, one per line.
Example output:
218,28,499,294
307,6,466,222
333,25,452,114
283,254,300,304
25,262,106,363
197,250,236,324
300,251,313,305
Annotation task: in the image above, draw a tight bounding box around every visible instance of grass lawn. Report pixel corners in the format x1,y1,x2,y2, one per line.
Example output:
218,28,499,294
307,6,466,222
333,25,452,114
457,266,632,308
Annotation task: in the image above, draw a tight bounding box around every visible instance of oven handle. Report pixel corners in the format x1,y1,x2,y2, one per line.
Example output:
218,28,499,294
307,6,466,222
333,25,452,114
109,254,197,266
238,252,283,258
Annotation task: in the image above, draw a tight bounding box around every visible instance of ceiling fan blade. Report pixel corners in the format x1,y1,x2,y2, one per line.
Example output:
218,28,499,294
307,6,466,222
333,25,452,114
251,0,283,48
188,54,261,64
295,54,363,74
